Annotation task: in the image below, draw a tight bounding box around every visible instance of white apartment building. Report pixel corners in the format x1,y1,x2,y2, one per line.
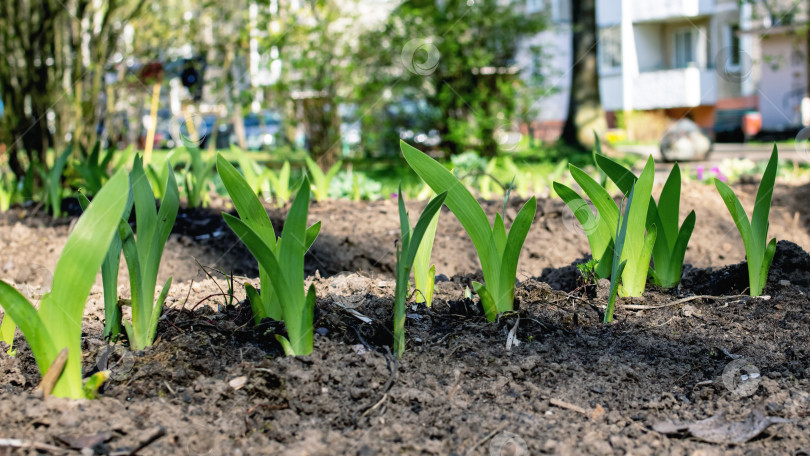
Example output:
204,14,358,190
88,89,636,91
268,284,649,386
521,0,768,141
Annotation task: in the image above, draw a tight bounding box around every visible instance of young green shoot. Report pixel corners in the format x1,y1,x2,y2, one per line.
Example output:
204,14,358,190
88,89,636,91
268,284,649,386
47,146,73,218
576,258,598,286
146,149,179,200
0,172,16,212
401,141,536,321
394,186,447,357
217,154,320,324
554,156,657,296
231,145,273,202
411,197,441,307
604,188,632,323
75,142,115,196
267,161,292,207
181,144,216,208
222,176,320,355
0,169,129,398
305,156,342,202
715,146,778,296
595,155,696,289
78,191,133,341
118,157,179,349
0,314,13,355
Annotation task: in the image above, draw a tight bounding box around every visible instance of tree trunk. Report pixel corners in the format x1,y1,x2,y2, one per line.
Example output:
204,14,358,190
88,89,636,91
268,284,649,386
561,0,607,151
302,96,340,170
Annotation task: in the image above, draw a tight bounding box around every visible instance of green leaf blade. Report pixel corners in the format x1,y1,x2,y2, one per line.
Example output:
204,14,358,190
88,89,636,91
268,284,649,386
40,168,130,397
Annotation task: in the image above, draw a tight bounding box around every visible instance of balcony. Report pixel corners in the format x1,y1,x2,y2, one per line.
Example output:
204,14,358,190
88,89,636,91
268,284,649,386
600,67,719,111
633,67,717,110
631,0,714,23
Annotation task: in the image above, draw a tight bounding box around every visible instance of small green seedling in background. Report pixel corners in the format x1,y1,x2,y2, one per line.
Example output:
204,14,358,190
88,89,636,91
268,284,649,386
478,159,499,199
231,145,273,202
74,142,115,196
576,258,599,286
412,193,442,307
305,156,342,202
394,186,447,357
554,156,657,296
223,177,320,355
595,155,696,289
117,157,179,350
146,150,179,200
46,146,73,218
0,172,17,212
217,154,320,324
402,141,536,321
715,146,778,297
0,169,129,398
267,161,292,207
604,188,632,323
181,144,216,208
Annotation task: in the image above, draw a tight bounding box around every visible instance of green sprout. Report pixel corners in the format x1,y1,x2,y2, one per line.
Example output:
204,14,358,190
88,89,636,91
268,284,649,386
715,146,778,297
116,157,179,349
0,172,17,212
74,142,115,196
411,197,441,307
46,146,72,218
231,145,273,202
604,188,632,323
576,258,598,285
267,161,292,207
0,305,15,355
217,155,320,324
402,141,536,321
595,155,696,289
394,186,447,357
77,191,132,342
146,150,179,200
220,158,321,355
305,156,342,202
0,169,129,398
554,156,657,297
181,144,216,208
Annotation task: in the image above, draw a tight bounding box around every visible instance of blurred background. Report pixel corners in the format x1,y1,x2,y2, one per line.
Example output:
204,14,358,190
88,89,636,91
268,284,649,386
1,0,809,199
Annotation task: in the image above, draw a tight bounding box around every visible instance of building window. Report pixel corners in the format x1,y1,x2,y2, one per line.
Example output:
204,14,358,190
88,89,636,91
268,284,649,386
553,0,571,22
729,24,741,67
674,28,697,68
600,27,622,71
526,0,543,14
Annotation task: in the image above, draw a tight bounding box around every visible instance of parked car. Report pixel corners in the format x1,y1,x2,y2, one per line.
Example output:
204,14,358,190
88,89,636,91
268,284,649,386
243,111,282,150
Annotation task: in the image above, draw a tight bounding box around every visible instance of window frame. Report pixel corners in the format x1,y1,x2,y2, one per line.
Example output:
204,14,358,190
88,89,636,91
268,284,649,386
599,26,622,74
673,27,698,69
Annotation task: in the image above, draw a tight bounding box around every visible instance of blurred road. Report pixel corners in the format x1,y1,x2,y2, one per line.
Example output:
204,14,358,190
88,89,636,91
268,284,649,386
617,142,806,164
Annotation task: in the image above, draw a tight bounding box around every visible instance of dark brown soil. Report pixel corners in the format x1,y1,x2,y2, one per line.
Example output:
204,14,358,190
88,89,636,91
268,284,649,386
0,180,809,455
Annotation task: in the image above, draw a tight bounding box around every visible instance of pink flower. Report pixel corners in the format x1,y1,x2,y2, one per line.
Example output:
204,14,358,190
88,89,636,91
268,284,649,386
711,166,727,182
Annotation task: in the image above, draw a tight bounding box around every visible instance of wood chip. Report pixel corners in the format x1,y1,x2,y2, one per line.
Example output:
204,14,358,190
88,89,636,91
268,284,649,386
36,347,68,397
549,398,588,415
652,409,792,444
228,376,248,390
0,438,64,453
590,403,606,420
